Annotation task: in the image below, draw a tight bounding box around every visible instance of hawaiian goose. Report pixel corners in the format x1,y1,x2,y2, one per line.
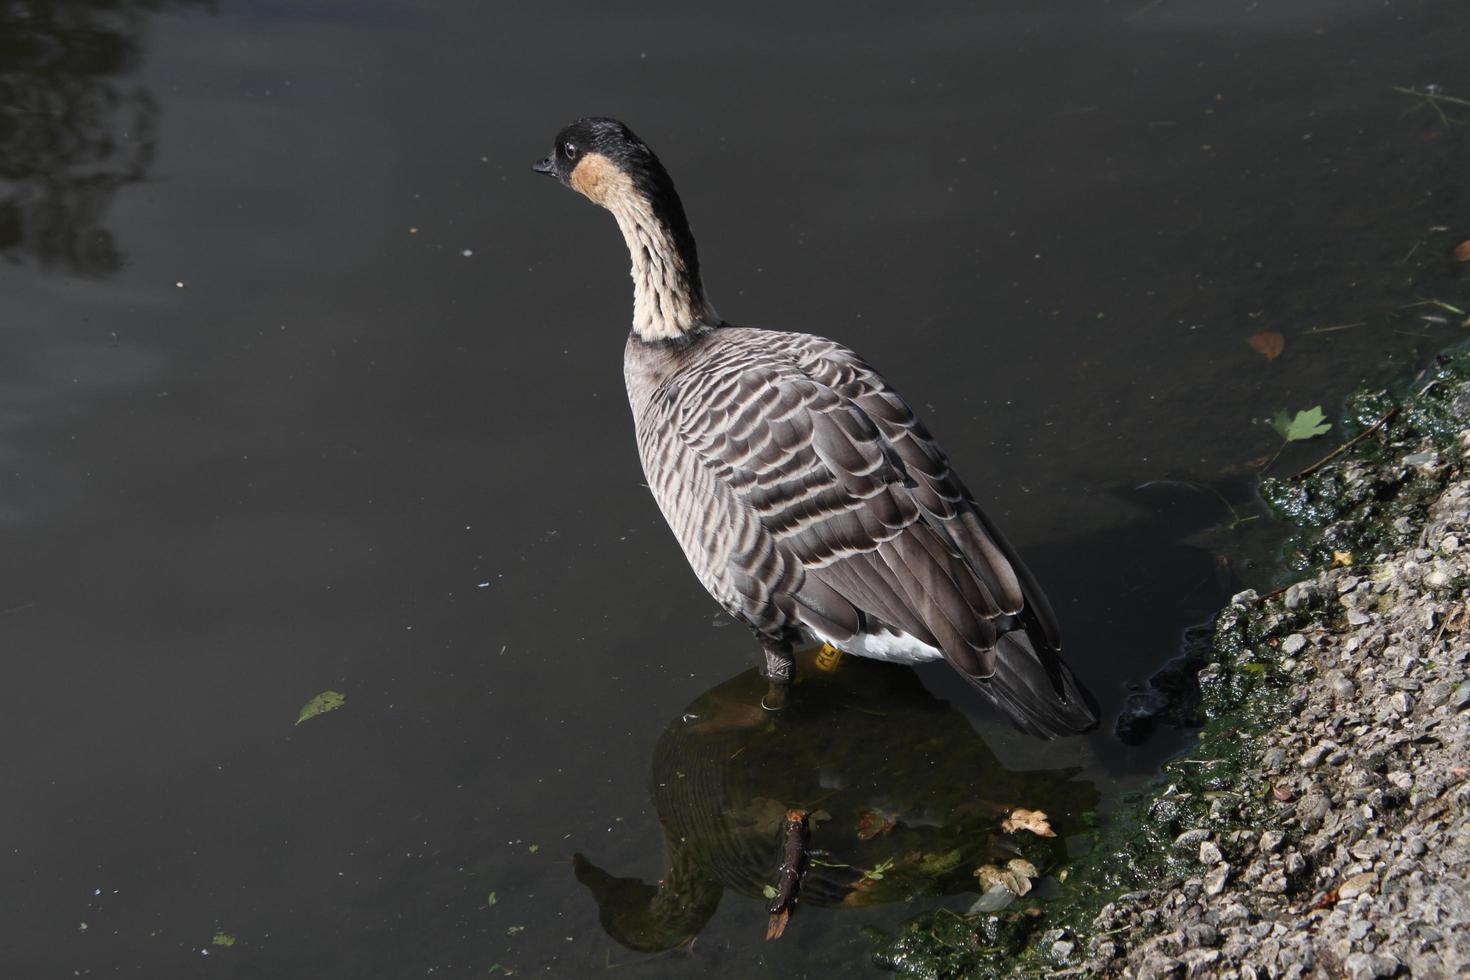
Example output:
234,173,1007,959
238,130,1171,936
533,118,1097,738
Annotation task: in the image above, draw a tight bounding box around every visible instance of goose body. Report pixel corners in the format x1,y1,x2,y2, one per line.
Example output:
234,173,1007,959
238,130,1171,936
535,118,1096,738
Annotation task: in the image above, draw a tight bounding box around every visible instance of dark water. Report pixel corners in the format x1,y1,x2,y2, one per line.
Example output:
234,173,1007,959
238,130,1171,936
3,1,1467,976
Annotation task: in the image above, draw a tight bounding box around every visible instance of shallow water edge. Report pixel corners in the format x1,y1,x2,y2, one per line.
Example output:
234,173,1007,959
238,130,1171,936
870,341,1470,976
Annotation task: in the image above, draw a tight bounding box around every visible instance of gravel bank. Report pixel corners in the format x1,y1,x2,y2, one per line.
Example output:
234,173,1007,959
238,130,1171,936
1081,437,1470,979
869,358,1470,979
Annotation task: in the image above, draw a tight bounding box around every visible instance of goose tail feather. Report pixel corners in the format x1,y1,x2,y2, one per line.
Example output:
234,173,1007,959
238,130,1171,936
971,629,1098,738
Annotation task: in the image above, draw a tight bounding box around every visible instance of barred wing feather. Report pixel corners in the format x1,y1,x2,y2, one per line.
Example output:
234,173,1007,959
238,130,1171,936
631,327,1096,737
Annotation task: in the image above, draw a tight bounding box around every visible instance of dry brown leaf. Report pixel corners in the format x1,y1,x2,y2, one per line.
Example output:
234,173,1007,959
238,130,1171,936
765,908,790,940
840,878,879,907
1247,330,1285,361
1332,551,1354,568
1001,807,1055,837
1454,240,1470,262
855,808,897,841
1272,784,1293,802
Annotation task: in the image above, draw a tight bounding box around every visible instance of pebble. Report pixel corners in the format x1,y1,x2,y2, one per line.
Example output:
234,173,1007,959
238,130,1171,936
1174,829,1210,852
1339,872,1377,899
1203,863,1231,896
1344,951,1398,979
1071,427,1470,980
1325,670,1356,699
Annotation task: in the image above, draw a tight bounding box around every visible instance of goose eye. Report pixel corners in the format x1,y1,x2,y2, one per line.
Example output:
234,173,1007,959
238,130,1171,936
563,141,578,160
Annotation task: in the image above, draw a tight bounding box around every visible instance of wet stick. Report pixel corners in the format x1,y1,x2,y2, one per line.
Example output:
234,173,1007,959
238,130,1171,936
765,808,808,940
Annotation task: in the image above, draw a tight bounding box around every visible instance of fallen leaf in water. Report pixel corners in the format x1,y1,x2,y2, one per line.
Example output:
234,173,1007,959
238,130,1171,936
855,808,897,840
1247,330,1285,361
211,931,235,948
1272,406,1332,442
840,877,880,907
731,797,789,835
1007,858,1038,880
917,849,963,875
973,864,1030,897
765,908,791,940
1455,240,1470,262
1001,807,1055,837
295,690,345,725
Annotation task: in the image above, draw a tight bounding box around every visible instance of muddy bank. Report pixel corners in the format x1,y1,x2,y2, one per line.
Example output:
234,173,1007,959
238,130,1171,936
870,348,1470,978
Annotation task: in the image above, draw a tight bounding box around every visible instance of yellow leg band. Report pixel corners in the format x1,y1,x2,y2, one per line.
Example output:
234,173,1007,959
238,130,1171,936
813,642,844,672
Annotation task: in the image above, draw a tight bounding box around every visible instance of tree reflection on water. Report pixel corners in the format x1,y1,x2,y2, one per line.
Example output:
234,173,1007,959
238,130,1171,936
0,1,198,275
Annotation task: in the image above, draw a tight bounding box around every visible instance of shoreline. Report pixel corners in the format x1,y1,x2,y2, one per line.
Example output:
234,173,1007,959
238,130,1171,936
872,349,1470,977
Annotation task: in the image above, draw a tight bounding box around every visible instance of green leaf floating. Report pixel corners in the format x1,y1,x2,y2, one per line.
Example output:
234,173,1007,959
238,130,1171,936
296,690,346,725
211,930,236,947
916,849,963,875
1272,406,1332,442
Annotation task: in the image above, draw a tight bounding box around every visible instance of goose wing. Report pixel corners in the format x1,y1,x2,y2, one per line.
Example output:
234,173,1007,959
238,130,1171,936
650,327,1094,737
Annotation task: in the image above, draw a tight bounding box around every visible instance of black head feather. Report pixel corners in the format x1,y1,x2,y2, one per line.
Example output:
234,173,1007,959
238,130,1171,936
534,118,704,291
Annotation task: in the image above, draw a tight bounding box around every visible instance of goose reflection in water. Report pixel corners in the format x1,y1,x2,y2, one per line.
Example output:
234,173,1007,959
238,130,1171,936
573,646,1100,953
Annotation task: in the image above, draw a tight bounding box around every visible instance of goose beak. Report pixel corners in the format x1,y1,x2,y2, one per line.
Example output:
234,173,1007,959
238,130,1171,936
532,156,556,176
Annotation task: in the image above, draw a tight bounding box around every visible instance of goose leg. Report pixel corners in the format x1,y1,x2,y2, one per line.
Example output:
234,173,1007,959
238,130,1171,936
761,637,793,711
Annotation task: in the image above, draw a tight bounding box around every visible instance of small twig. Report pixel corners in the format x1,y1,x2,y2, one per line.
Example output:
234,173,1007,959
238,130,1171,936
1304,321,1366,334
0,601,35,617
1402,297,1466,315
1134,479,1258,530
1392,86,1470,126
1291,407,1399,480
766,808,808,940
1430,605,1460,649
1125,0,1168,22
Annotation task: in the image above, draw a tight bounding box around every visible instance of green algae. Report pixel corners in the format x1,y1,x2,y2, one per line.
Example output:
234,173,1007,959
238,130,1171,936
867,343,1470,978
869,596,1311,978
1260,345,1470,574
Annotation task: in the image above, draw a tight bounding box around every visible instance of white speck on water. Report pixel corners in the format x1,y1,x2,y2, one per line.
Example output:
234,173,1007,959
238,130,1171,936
461,248,473,258
478,582,490,588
